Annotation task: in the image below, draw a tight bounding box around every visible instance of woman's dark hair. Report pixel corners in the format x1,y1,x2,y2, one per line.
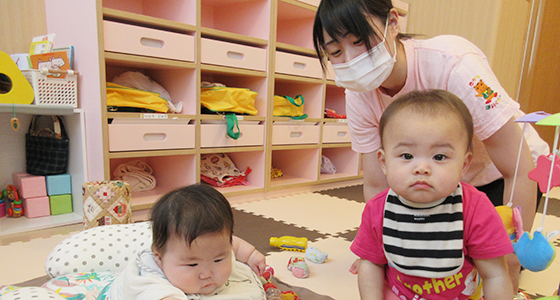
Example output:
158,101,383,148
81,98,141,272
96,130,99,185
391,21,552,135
313,0,412,70
150,184,234,253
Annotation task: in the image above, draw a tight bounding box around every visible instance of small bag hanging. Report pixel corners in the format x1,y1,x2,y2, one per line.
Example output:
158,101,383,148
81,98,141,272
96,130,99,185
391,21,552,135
25,115,69,176
273,94,308,119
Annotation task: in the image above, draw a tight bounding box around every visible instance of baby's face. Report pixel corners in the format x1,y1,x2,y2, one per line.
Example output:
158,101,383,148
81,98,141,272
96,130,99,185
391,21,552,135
378,112,472,203
154,231,232,295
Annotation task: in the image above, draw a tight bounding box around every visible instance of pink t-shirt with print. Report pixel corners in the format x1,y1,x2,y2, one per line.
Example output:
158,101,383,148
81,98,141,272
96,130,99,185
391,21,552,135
345,35,548,186
351,182,513,300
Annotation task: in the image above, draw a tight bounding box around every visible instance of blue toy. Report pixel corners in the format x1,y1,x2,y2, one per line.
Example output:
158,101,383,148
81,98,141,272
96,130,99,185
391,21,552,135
513,231,556,272
508,112,560,272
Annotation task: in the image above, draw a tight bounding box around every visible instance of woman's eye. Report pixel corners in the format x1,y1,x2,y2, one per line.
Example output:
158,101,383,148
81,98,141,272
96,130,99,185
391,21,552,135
328,49,341,57
434,154,446,161
353,39,364,46
401,153,413,160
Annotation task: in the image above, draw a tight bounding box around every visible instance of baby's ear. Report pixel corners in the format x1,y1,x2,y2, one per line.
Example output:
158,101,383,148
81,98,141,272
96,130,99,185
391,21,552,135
152,246,163,266
377,149,388,175
462,151,473,176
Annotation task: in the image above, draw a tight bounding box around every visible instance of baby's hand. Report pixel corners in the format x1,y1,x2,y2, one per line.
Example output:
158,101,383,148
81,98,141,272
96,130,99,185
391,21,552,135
247,250,266,276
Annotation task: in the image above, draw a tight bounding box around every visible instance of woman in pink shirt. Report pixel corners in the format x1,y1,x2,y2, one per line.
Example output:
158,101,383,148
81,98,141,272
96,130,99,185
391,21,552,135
312,0,549,296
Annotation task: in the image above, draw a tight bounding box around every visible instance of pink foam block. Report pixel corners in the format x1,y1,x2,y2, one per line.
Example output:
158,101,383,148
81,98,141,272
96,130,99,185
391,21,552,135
22,196,51,218
12,172,47,198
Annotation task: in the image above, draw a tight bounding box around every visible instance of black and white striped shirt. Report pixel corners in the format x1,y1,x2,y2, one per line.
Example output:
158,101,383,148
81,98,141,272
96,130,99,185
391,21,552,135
383,184,464,278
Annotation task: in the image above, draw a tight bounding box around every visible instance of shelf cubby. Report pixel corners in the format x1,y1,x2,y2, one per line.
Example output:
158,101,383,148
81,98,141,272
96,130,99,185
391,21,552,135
276,0,317,53
105,63,197,115
273,75,324,119
201,0,271,41
200,70,269,118
270,147,320,189
200,150,266,196
0,111,86,236
109,154,197,210
319,145,360,182
102,0,197,26
324,84,346,117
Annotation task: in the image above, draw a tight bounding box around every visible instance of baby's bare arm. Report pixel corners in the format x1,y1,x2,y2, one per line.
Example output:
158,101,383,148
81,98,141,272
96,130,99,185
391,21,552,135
358,260,385,300
232,236,266,275
474,256,513,300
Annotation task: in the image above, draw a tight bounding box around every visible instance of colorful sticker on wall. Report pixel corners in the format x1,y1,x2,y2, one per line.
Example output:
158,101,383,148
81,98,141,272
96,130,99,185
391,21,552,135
469,75,501,110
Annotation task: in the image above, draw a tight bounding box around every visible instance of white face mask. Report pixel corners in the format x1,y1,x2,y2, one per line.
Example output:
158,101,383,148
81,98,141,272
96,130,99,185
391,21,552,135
332,19,397,92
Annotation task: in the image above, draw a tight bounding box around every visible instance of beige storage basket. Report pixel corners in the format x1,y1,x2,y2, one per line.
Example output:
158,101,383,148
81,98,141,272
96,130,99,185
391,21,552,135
82,180,131,229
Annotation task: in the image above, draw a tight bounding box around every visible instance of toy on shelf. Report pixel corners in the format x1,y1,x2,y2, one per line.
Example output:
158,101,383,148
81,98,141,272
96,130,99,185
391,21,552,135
2,185,23,218
0,51,34,105
508,112,559,272
271,167,283,179
270,236,308,252
324,108,346,119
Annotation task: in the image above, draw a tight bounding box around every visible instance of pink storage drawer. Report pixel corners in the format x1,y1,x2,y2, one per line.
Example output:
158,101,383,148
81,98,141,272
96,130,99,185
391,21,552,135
104,21,195,62
272,123,320,145
108,121,195,151
201,38,267,71
201,122,264,147
275,51,323,79
322,123,351,143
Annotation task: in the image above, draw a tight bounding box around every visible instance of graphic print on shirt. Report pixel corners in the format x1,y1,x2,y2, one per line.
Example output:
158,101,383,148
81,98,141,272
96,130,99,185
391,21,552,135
391,267,483,300
469,75,501,110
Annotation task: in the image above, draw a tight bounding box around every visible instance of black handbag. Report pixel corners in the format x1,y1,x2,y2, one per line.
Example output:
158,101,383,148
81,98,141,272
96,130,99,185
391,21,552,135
25,115,69,176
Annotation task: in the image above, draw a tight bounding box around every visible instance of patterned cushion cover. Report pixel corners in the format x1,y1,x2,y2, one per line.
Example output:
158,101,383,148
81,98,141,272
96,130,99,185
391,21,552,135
45,222,152,278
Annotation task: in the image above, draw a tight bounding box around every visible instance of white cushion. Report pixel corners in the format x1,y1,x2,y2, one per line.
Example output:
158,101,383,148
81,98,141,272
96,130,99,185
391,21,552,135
45,222,152,278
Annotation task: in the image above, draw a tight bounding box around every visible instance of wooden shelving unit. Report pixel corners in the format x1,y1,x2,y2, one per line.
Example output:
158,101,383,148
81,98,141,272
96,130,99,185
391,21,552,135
39,0,364,217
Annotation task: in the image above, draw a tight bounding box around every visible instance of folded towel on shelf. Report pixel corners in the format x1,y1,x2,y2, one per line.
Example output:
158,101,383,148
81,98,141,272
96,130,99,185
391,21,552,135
113,160,156,192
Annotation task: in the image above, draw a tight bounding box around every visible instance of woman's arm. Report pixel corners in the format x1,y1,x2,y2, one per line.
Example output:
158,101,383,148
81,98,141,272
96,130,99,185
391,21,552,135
232,235,266,275
483,118,537,232
483,118,535,293
358,260,386,300
473,256,513,300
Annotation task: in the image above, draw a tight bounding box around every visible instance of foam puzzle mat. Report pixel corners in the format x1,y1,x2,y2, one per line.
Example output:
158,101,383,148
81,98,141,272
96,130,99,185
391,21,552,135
231,185,560,300
232,191,365,300
2,184,560,299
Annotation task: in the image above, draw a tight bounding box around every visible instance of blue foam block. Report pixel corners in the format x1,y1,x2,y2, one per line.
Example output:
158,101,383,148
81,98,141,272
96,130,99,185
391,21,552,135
45,174,72,196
